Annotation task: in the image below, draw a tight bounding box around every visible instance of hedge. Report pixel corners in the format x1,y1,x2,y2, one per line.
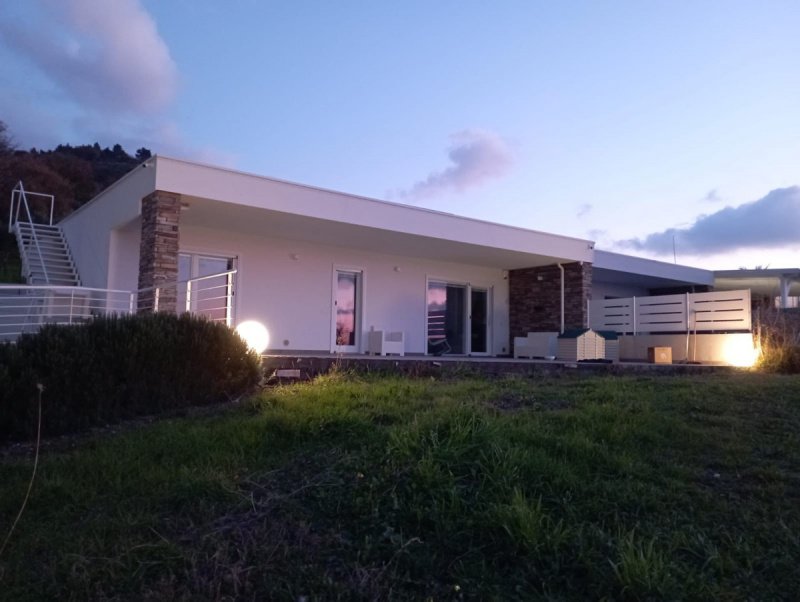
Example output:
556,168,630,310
0,313,262,443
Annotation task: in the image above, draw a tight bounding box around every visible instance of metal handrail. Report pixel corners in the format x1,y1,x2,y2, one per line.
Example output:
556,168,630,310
0,284,137,341
138,269,237,325
9,182,55,284
1,271,238,341
0,284,134,294
135,269,238,293
8,184,55,231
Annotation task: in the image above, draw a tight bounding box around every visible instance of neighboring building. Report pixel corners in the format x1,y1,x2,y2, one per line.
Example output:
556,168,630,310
714,268,800,310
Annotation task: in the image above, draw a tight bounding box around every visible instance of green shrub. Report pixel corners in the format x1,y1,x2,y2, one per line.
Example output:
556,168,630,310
0,313,262,442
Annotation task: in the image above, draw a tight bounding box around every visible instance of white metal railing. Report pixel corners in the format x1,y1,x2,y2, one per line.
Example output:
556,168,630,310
0,270,237,342
137,269,237,326
9,182,56,284
589,289,751,334
0,285,135,341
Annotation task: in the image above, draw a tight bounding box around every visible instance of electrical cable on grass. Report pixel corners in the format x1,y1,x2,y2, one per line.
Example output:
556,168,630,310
0,384,44,559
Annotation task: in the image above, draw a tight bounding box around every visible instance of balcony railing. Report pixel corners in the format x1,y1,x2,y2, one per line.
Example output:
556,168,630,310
0,269,237,341
137,269,236,326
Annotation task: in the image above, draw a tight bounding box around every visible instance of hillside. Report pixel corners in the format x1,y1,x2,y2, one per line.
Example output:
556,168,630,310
0,121,149,227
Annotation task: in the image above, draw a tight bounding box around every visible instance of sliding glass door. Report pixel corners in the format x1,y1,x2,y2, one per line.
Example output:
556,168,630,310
427,280,490,355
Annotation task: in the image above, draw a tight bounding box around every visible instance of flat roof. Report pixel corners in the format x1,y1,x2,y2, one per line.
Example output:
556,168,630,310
150,155,595,269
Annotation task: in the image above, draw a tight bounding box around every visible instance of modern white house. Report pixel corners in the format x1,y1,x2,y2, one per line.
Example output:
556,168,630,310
4,155,780,364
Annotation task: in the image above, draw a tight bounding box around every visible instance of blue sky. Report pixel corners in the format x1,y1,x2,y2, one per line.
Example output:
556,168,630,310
1,0,798,269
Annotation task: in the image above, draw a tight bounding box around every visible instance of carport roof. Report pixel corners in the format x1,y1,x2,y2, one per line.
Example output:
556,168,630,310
593,250,715,289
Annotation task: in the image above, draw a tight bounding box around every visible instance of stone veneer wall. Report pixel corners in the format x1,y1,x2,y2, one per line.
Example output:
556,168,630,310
138,190,181,313
509,262,592,343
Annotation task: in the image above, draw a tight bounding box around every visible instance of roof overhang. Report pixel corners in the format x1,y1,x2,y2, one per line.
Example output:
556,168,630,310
593,250,715,289
152,156,593,269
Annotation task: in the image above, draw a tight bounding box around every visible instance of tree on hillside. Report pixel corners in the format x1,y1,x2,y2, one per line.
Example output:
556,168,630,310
0,120,13,154
0,154,76,225
0,121,152,225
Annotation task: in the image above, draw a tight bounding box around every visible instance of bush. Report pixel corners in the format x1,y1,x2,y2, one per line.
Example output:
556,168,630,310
0,313,262,443
754,307,800,374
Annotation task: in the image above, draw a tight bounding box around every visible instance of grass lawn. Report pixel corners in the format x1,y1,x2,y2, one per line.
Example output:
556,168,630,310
1,371,799,600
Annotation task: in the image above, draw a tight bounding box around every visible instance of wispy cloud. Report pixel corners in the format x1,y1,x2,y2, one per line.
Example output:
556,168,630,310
0,0,205,158
703,188,721,203
3,0,177,115
618,186,800,256
396,129,513,201
577,203,592,218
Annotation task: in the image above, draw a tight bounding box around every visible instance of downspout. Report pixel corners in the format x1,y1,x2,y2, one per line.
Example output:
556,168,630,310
557,263,565,334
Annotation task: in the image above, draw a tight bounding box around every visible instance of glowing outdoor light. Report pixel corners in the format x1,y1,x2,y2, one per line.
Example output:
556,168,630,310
236,320,270,353
723,337,759,368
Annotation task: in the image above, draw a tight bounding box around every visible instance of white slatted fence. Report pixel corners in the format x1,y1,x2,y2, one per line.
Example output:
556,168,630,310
589,289,751,334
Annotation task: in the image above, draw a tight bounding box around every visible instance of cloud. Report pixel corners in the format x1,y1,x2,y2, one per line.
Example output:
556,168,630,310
703,188,721,203
618,186,800,256
2,0,178,115
396,129,513,200
577,203,592,218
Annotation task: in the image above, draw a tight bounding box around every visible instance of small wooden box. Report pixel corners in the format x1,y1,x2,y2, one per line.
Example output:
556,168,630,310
648,346,672,364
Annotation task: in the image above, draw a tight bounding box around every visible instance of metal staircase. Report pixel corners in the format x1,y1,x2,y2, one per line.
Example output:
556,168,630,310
14,221,80,285
8,181,80,286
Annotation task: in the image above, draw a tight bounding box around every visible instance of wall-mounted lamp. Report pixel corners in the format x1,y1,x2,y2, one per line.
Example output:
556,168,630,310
393,266,401,272
289,253,300,261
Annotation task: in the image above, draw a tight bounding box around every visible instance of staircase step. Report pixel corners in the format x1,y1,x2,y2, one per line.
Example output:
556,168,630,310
23,248,72,256
26,262,77,270
20,242,69,250
25,257,75,266
20,241,68,250
16,222,59,230
27,272,79,280
20,236,66,242
22,235,64,245
19,230,64,236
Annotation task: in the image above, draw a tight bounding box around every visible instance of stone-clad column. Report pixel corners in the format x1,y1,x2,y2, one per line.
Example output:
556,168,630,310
137,190,181,313
509,262,592,349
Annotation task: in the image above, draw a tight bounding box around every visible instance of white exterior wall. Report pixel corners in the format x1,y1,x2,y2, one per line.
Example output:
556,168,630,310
180,224,509,355
108,222,142,291
60,167,155,289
